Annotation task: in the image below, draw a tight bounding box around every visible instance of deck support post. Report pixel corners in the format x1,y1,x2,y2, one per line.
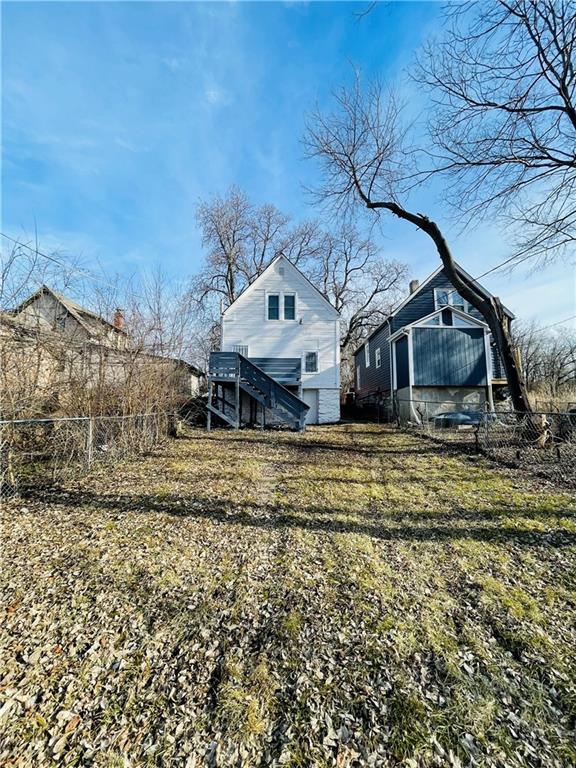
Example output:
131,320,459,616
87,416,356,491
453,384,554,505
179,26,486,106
235,376,241,429
207,380,213,431
207,351,307,432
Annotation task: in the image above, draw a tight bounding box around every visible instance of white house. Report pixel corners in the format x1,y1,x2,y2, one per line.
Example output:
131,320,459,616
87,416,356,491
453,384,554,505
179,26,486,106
208,255,340,428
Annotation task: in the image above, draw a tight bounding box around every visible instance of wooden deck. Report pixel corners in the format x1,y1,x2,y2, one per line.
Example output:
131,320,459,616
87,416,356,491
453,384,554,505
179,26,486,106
207,352,309,431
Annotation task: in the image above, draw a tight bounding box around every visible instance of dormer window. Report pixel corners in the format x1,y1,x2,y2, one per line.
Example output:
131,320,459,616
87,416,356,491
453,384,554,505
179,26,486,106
267,294,280,320
434,288,468,312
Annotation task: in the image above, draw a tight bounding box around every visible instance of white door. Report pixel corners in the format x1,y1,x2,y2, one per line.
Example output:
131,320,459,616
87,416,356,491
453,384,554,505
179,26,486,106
302,389,318,424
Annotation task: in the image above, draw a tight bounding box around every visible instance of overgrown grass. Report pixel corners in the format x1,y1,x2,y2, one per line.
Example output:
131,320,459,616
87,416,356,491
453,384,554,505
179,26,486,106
1,423,575,767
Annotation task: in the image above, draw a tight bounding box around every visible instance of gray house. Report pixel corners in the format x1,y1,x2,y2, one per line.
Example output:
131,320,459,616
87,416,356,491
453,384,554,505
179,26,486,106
353,263,513,421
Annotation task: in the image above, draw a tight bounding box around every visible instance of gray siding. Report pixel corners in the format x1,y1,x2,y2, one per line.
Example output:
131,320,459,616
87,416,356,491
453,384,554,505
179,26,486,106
354,321,391,399
248,357,301,384
412,328,487,387
395,336,410,389
392,269,485,332
394,268,507,379
353,267,509,397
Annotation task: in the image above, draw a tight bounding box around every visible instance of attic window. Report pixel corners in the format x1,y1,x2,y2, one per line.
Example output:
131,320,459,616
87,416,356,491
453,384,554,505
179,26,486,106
267,294,280,320
55,313,66,332
279,266,285,275
434,288,468,312
284,294,295,320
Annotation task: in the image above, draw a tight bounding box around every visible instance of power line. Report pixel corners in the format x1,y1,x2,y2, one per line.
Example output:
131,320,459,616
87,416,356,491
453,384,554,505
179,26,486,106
1,232,122,293
0,232,162,308
429,249,554,308
5,230,572,332
529,314,576,333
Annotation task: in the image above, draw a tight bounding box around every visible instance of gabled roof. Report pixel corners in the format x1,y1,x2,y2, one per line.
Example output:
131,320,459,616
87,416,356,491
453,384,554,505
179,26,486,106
388,306,489,341
389,263,515,322
12,285,128,337
222,255,340,318
354,261,514,355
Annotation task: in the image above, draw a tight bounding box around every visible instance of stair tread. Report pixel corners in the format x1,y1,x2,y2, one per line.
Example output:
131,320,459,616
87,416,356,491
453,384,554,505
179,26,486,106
210,353,309,431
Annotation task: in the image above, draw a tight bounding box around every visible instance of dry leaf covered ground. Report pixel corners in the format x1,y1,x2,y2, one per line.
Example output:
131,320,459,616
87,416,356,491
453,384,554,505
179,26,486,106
1,424,575,768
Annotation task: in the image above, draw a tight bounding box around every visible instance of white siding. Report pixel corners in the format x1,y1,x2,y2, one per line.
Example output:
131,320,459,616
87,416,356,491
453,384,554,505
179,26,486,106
222,257,340,391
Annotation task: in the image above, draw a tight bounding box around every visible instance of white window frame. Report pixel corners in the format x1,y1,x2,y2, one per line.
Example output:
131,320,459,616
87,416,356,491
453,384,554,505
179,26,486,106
283,293,297,321
267,293,280,321
364,341,370,367
434,287,468,313
304,351,318,374
266,291,298,322
375,347,381,368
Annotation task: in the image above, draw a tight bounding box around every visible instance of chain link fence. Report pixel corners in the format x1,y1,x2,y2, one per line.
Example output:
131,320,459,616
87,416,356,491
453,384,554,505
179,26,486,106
395,398,576,487
1,412,171,499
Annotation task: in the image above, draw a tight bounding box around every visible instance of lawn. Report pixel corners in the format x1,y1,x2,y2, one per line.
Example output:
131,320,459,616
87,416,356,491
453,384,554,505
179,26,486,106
1,424,575,767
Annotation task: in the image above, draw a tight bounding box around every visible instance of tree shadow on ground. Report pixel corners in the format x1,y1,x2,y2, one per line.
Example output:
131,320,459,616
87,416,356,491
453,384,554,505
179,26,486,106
21,486,576,549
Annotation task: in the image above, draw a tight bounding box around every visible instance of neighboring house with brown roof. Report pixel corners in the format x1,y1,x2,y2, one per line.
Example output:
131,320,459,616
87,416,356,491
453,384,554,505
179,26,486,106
2,287,203,418
11,285,129,349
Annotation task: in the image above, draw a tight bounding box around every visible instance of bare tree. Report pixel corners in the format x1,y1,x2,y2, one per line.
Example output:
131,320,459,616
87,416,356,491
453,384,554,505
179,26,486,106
1,241,203,420
195,186,252,307
191,186,407,385
304,77,532,411
193,186,325,310
513,320,576,401
416,0,576,264
305,225,407,393
308,225,406,349
1,236,84,310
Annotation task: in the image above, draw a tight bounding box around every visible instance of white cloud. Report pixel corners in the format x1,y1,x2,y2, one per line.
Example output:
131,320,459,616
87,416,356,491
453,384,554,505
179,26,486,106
204,86,232,106
114,137,148,153
161,56,188,72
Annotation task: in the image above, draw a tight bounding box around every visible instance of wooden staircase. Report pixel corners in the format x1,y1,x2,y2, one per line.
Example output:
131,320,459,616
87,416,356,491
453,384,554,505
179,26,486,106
207,352,309,432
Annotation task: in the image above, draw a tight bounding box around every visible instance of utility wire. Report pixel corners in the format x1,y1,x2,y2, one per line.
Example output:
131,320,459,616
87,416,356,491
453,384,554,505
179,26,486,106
4,230,573,331
0,232,157,307
1,232,123,293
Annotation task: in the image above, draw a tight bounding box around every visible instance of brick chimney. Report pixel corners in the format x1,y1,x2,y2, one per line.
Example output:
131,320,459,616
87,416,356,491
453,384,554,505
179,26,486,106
113,308,125,329
409,279,420,294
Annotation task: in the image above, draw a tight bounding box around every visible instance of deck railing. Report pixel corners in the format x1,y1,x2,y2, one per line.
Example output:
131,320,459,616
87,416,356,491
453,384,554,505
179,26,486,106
208,352,308,427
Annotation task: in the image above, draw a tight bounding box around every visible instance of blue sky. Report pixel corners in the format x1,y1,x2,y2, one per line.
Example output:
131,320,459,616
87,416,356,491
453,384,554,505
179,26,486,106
2,1,574,326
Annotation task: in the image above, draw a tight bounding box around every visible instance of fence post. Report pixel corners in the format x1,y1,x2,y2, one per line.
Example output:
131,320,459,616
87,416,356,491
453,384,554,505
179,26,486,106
86,417,94,468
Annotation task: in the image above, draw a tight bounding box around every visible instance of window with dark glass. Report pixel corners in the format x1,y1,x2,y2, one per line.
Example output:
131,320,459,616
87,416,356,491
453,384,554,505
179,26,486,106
284,294,295,320
435,287,467,312
305,351,318,373
434,288,450,308
267,294,280,320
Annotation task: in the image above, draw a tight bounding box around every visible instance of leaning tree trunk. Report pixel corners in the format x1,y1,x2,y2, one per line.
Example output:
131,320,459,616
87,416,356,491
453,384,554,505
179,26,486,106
365,201,532,413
